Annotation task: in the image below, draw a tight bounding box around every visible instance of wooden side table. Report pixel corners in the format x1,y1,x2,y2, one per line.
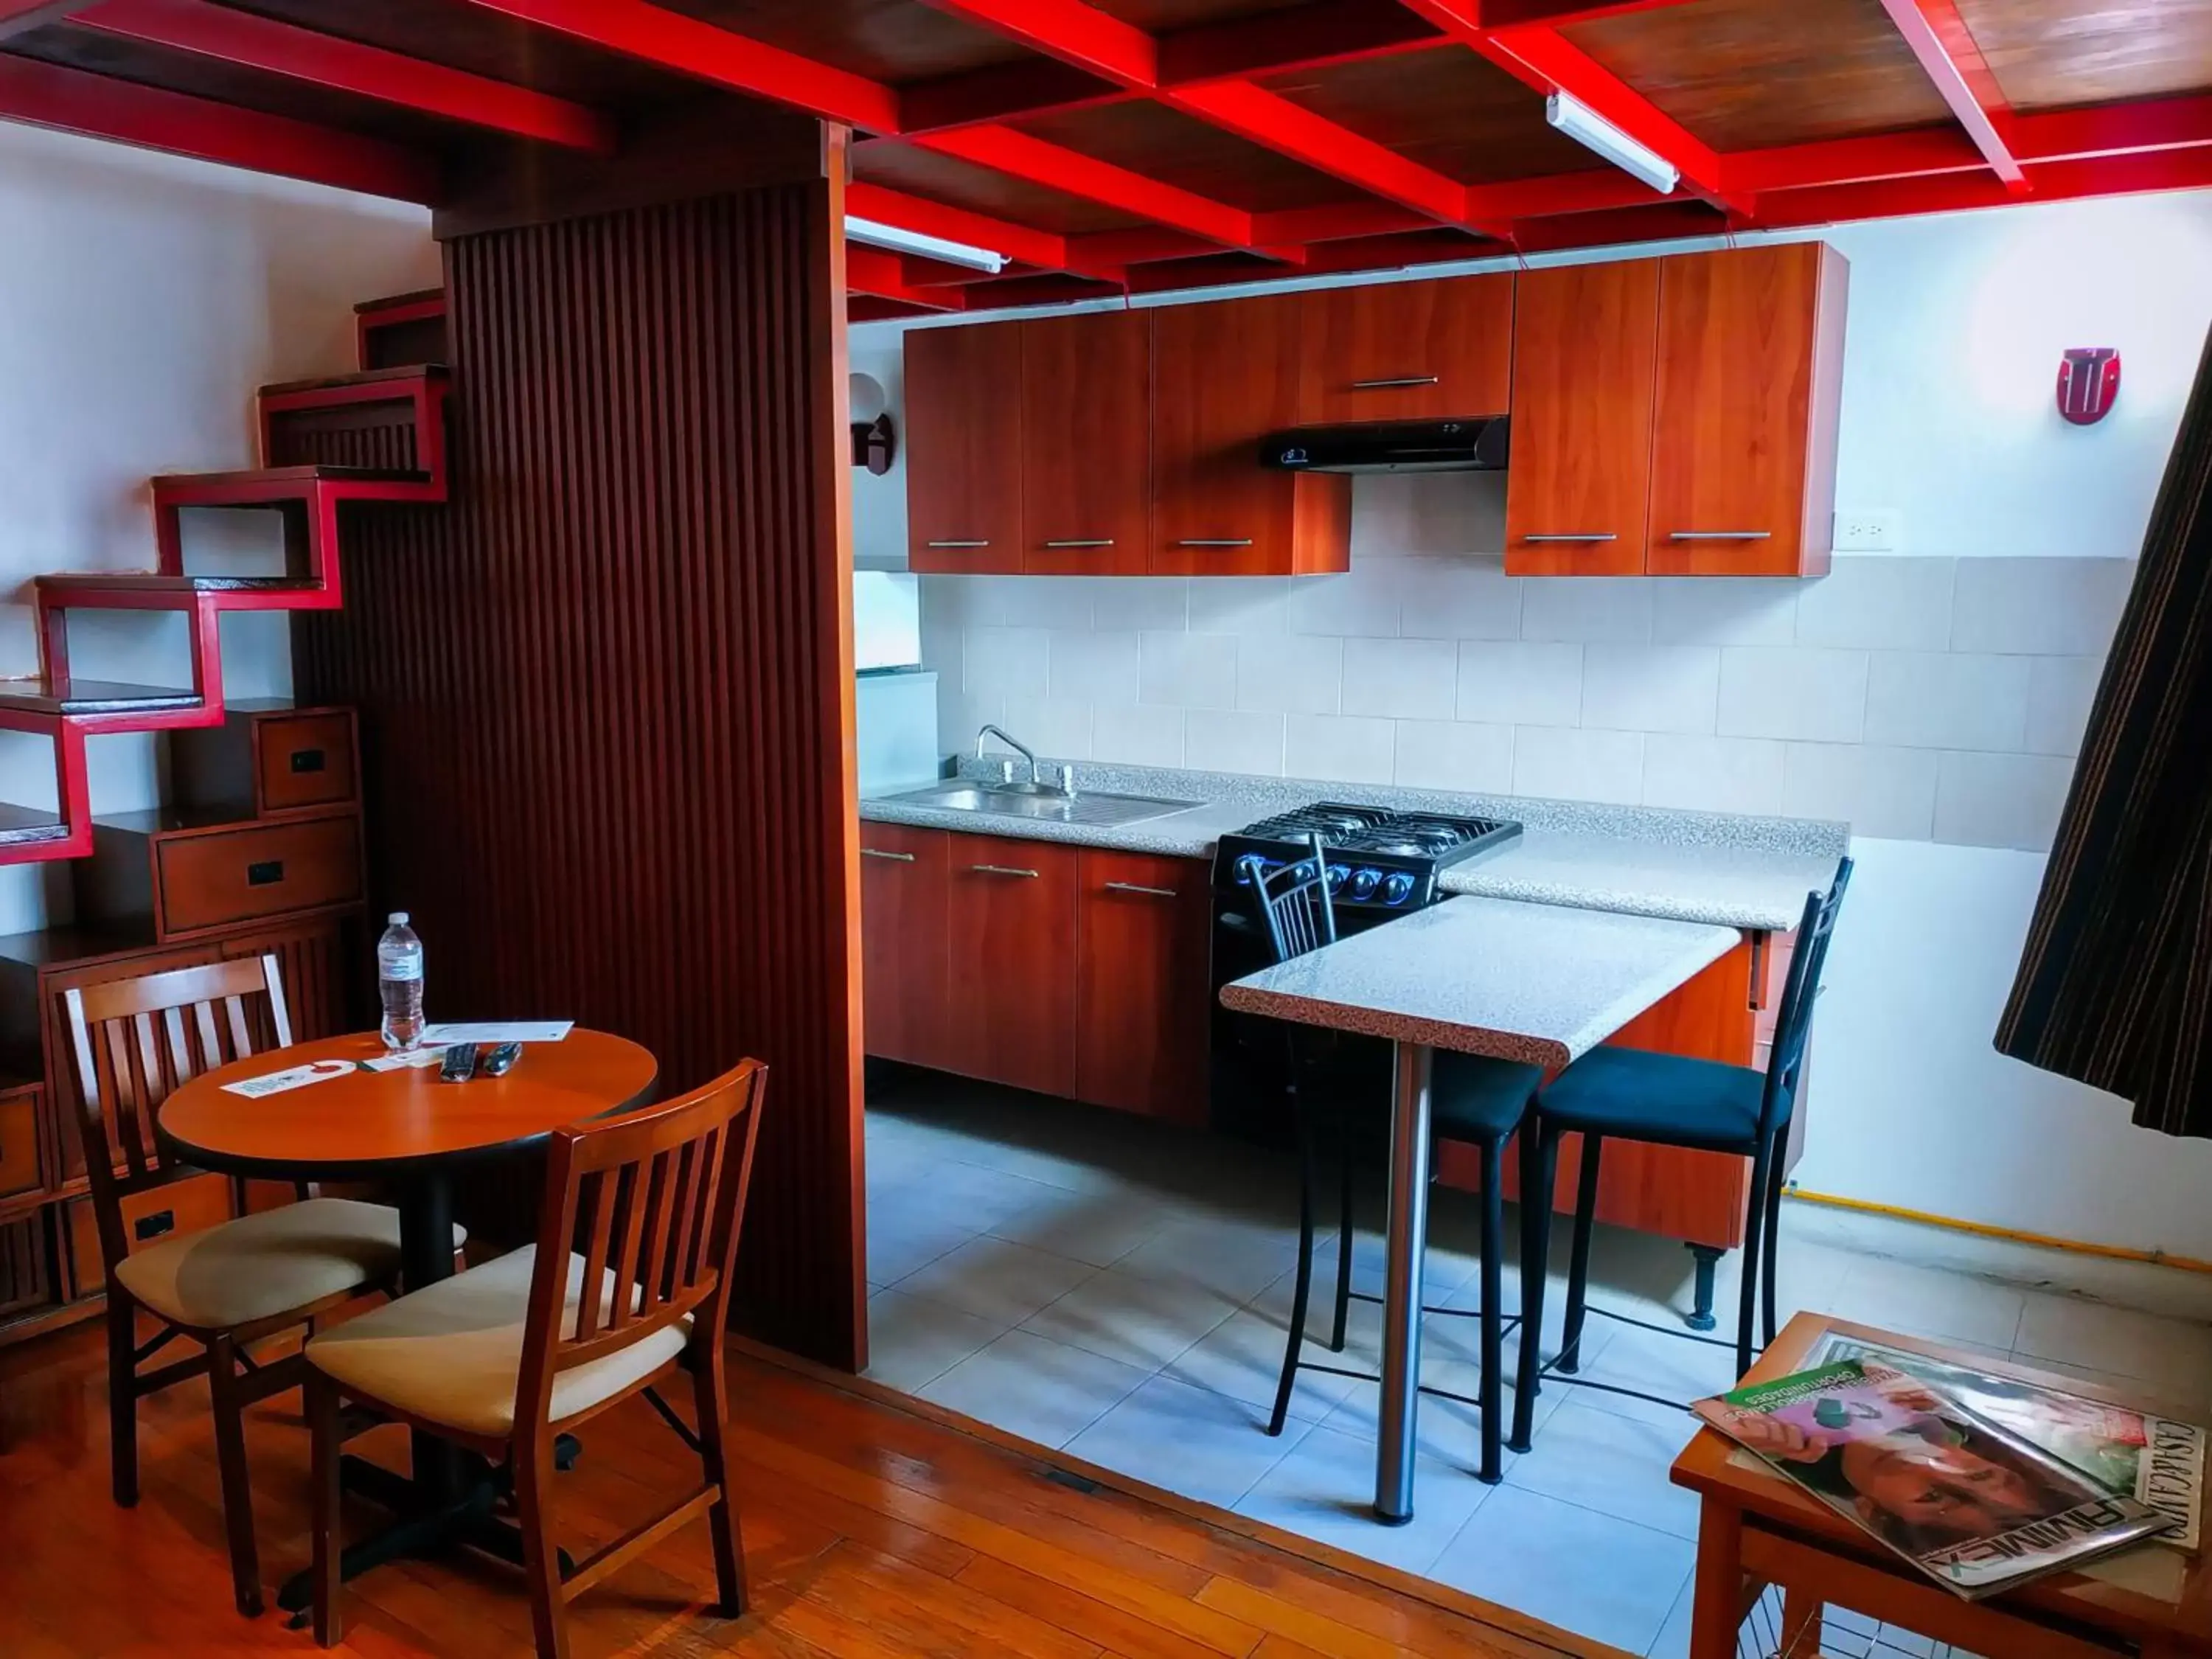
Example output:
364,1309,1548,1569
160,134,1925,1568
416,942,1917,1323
1672,1312,2212,1658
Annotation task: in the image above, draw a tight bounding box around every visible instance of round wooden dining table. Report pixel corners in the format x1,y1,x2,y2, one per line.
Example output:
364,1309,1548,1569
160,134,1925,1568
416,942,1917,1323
158,1028,658,1615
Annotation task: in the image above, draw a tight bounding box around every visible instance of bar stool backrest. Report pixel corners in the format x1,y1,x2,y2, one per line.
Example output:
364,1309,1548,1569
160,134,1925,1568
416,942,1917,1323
1759,857,1854,1139
1239,835,1337,966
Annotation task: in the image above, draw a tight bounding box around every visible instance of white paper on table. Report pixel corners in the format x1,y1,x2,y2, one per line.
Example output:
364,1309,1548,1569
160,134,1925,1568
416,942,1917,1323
419,1021,574,1045
359,1047,452,1072
221,1059,360,1098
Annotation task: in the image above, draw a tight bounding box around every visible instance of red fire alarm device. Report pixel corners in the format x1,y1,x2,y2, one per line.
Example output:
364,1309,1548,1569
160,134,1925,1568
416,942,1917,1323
2057,347,2121,425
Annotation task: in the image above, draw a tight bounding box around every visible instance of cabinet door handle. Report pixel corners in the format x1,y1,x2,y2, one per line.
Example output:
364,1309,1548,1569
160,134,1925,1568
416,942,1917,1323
288,748,327,774
1522,533,1618,543
1669,530,1773,541
861,848,916,863
925,540,990,549
1351,375,1440,389
1043,539,1115,549
1102,881,1178,898
1177,538,1254,548
970,863,1040,879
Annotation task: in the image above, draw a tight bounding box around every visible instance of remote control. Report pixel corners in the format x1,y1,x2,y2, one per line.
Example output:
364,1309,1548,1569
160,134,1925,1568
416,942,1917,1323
479,1041,522,1078
439,1043,477,1083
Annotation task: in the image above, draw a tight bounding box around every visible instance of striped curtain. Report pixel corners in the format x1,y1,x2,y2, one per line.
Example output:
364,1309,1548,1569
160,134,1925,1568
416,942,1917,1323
1997,326,2212,1135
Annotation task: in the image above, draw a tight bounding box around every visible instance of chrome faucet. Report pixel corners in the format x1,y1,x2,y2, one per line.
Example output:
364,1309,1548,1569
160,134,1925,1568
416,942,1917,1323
974,724,1076,796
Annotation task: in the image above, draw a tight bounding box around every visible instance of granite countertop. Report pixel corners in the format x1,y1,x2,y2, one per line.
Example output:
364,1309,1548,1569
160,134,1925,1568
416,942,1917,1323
1218,895,1742,1068
861,759,1846,933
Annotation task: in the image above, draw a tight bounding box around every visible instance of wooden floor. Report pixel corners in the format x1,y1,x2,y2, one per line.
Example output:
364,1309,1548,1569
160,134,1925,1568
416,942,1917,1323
0,1320,1615,1659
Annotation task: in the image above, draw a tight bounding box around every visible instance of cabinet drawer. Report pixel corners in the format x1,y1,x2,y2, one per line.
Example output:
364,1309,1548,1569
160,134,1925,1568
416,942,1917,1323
0,1084,40,1200
257,712,358,813
0,1211,52,1318
156,813,364,937
67,1172,235,1295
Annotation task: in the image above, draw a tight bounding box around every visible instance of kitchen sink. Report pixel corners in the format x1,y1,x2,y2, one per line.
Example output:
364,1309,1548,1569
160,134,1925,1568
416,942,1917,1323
887,781,1201,828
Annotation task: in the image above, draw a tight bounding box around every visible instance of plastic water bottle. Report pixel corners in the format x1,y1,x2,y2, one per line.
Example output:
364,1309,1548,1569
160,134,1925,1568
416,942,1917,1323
377,912,425,1051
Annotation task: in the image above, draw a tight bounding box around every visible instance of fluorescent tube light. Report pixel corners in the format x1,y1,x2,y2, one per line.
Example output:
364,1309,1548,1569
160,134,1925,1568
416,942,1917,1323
845,216,1008,274
1545,91,1679,196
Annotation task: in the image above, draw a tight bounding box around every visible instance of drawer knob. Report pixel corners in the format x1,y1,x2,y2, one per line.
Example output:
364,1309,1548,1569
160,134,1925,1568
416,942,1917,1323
246,860,286,887
288,748,327,774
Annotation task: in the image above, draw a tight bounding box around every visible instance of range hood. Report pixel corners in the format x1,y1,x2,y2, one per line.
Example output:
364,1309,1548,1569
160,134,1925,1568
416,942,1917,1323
1259,417,1509,474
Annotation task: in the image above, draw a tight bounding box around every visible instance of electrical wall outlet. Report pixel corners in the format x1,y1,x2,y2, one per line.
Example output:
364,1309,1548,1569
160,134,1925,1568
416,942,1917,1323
1833,509,1899,552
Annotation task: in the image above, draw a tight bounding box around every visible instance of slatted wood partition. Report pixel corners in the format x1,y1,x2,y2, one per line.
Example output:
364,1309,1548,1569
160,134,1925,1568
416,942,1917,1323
293,161,864,1367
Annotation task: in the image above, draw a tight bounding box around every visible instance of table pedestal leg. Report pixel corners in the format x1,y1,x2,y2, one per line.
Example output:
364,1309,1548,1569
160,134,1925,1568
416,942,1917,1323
1374,1040,1432,1526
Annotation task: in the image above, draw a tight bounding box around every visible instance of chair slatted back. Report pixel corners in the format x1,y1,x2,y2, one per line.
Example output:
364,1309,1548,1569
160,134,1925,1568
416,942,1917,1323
1758,858,1854,1137
518,1061,767,1414
1242,836,1338,966
62,956,293,1268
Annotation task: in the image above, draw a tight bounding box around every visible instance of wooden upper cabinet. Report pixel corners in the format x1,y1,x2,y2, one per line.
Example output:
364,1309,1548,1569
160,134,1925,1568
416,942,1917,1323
1646,243,1848,577
1152,294,1348,577
1021,310,1150,576
1298,275,1514,424
905,321,1023,573
1505,260,1660,577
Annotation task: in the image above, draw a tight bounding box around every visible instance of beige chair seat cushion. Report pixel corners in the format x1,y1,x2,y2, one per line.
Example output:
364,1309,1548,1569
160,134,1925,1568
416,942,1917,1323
305,1245,691,1439
114,1197,413,1331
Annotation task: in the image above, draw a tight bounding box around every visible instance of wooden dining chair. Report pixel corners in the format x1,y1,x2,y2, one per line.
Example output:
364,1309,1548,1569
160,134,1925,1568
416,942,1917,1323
305,1059,769,1659
64,956,420,1618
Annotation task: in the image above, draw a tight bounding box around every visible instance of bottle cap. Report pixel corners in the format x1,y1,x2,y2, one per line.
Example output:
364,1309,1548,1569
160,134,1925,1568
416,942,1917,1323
389,911,409,925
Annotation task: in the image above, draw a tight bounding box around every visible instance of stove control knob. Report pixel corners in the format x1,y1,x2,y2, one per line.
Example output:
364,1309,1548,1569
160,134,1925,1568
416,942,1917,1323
1349,867,1381,900
1324,865,1349,892
1381,872,1416,905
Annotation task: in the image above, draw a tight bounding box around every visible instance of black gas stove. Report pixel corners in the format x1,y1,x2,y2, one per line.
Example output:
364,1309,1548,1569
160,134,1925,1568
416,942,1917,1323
1206,801,1522,1138
1211,801,1523,914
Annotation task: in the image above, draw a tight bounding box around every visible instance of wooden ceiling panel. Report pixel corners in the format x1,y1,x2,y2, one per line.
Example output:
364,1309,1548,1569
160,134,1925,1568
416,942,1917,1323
1564,0,1956,151
218,0,686,105
1085,0,1318,29
1015,99,1365,211
1259,46,1593,185
1952,0,2212,111
852,142,1149,234
653,0,1026,85
2,24,473,147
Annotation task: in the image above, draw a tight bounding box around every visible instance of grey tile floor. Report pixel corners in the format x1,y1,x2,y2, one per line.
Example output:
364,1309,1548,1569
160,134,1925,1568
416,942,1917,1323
862,1071,2212,1658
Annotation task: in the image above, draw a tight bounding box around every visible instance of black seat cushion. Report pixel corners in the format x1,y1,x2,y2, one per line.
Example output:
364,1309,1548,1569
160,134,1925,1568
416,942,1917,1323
1537,1046,1767,1152
1431,1051,1542,1146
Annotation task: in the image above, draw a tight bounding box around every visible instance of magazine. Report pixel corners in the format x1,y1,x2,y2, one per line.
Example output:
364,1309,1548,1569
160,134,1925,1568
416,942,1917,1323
1695,1358,2176,1597
1813,1332,2206,1551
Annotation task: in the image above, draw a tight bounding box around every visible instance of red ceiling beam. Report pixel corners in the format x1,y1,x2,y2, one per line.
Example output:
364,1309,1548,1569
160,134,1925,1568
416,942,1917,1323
916,0,1154,89
2014,93,2212,163
71,0,616,153
845,181,1070,273
914,124,1256,246
1726,128,1984,195
455,0,900,133
846,245,967,310
1158,0,1443,86
0,1,89,39
0,49,438,199
1475,0,1704,23
1874,0,2024,189
1759,145,2212,229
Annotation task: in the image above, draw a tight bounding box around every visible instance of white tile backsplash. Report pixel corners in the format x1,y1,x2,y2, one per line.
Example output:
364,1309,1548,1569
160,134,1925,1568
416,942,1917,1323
1391,720,1514,793
1580,645,1720,735
1237,633,1344,714
1341,636,1458,720
1140,630,1237,709
1186,708,1285,775
1862,650,2031,751
1287,713,1396,785
1456,641,1582,727
1512,727,1645,804
917,537,2128,852
1717,646,1870,742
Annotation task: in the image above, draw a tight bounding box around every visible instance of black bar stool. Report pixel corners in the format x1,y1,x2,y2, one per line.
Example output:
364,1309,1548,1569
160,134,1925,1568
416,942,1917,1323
1510,859,1853,1449
1239,839,1542,1484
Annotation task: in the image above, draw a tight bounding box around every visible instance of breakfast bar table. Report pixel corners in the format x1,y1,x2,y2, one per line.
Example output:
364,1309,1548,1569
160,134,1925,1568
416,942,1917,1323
1222,894,1739,1524
157,1029,658,1613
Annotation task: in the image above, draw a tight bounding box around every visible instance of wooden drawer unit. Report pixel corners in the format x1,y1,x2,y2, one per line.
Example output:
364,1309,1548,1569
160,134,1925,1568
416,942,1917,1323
174,703,358,818
0,1082,41,1200
0,1211,52,1319
78,807,363,942
66,1171,236,1295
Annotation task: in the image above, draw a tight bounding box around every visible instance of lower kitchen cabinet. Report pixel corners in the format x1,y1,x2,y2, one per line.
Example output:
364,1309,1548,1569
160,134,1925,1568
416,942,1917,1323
946,835,1079,1099
860,827,1210,1122
1074,851,1211,1124
860,822,951,1069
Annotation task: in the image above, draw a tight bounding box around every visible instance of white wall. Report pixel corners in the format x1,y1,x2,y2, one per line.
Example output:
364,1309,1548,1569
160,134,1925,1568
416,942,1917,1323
0,120,439,935
852,189,2212,1258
